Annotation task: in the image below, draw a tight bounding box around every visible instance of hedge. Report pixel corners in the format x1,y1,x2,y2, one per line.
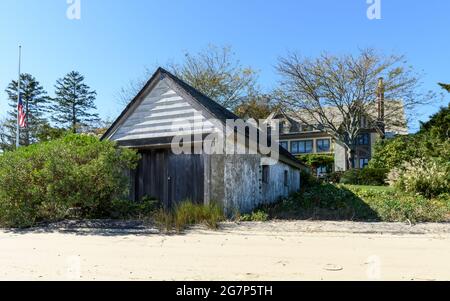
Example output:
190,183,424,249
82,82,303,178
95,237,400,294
0,134,139,228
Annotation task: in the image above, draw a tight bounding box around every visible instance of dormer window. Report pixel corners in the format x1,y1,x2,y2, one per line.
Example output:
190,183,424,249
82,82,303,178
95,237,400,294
301,125,314,132
281,120,291,134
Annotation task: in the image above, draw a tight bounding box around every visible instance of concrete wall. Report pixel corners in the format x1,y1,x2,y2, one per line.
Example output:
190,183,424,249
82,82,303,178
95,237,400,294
209,154,301,214
262,160,300,207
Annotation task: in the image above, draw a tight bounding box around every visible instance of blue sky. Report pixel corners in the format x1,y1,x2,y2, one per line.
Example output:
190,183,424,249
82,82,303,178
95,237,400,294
0,0,449,132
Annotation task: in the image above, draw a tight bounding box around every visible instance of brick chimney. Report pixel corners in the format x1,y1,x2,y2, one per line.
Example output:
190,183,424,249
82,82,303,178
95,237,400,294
377,77,386,137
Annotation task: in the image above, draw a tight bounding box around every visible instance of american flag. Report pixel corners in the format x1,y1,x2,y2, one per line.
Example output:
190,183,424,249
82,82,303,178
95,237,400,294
18,95,26,128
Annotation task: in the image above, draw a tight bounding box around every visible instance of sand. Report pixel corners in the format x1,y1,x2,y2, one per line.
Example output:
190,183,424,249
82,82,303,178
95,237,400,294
1,221,450,281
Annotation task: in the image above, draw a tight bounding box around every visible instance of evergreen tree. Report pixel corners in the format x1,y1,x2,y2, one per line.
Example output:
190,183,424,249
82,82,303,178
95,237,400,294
3,73,49,148
51,71,99,133
439,83,450,93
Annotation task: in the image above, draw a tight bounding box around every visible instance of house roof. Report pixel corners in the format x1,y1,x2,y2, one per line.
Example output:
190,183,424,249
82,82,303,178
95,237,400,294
268,101,408,136
102,67,306,170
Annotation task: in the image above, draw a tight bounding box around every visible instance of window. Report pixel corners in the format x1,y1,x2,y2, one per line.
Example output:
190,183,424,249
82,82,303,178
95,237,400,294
291,140,313,154
280,141,289,150
316,139,331,153
317,166,328,176
262,165,270,184
281,121,291,134
301,125,314,132
284,170,289,187
359,158,369,169
357,133,370,145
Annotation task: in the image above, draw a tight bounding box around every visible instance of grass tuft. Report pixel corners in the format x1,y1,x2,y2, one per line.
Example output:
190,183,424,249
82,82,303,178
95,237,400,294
154,201,225,232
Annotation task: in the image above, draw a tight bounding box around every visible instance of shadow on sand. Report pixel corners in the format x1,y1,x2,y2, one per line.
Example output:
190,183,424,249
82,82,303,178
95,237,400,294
1,220,178,237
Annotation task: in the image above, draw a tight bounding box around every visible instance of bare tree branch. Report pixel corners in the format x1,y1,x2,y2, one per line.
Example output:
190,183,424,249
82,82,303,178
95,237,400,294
276,49,434,169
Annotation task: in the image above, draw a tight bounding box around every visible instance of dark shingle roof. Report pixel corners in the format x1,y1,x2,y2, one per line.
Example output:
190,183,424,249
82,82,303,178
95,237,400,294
102,67,306,169
160,68,240,122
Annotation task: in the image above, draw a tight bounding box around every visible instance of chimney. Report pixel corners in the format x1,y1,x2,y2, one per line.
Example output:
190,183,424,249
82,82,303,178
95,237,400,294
377,77,386,137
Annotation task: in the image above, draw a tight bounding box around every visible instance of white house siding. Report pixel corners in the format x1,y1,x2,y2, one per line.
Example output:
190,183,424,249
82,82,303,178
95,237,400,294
334,142,348,172
111,79,216,141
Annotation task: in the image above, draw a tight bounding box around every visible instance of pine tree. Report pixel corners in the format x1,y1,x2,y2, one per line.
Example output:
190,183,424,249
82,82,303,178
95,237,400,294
439,83,450,93
51,71,99,133
3,73,49,148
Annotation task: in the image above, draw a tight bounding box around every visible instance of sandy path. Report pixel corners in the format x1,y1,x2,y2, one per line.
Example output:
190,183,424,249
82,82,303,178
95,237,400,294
1,221,450,281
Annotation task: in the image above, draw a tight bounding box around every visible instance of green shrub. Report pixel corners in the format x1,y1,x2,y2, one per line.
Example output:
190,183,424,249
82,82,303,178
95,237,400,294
300,169,320,188
347,185,449,223
327,171,344,184
240,210,270,222
107,198,161,220
370,135,423,170
387,158,450,198
340,168,388,186
0,134,139,228
370,104,450,171
254,183,449,223
297,154,334,171
154,201,225,232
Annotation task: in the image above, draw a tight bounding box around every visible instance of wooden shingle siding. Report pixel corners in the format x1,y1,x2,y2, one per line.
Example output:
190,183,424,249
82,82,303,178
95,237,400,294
111,79,216,142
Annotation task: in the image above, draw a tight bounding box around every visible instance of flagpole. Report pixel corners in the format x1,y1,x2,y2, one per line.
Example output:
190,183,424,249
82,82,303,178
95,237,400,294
16,45,21,149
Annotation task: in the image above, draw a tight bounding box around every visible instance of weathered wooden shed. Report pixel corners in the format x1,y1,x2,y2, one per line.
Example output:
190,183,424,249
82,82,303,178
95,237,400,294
102,68,305,213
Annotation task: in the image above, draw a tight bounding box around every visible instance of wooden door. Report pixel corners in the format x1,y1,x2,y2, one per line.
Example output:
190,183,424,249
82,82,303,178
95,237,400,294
133,150,204,208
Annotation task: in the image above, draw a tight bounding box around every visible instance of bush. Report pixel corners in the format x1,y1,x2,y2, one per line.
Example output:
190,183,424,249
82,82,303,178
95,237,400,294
107,198,161,220
300,169,320,188
370,135,423,170
297,154,334,171
0,134,139,228
252,183,450,223
154,201,226,232
327,171,344,184
370,105,450,171
240,210,270,222
340,168,388,186
348,185,449,223
387,158,450,198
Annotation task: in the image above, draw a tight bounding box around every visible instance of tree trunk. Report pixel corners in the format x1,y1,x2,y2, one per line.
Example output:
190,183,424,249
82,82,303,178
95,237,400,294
72,103,77,133
346,145,356,170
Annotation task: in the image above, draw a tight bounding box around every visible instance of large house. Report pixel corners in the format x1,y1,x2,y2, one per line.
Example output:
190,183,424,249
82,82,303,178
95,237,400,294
266,82,408,175
102,68,305,213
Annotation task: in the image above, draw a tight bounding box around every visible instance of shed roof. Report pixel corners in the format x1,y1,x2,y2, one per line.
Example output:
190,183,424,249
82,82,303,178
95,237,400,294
102,67,306,170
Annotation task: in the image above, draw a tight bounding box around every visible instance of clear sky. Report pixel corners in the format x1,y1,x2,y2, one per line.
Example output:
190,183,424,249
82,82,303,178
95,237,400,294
0,0,449,132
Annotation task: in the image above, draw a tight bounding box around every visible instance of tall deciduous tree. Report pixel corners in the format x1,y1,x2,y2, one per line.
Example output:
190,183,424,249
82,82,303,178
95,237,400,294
169,45,258,110
276,49,433,169
117,45,259,110
3,73,49,148
234,94,279,121
51,71,99,133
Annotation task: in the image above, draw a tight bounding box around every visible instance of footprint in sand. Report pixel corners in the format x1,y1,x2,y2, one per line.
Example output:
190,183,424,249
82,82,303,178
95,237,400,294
323,264,344,272
276,261,289,267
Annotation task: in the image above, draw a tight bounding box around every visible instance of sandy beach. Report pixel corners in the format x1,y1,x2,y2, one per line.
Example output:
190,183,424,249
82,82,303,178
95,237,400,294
1,221,450,281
